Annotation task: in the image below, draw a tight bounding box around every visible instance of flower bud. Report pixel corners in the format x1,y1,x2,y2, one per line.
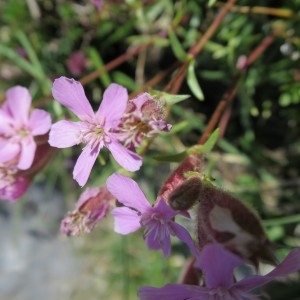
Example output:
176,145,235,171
60,186,114,236
197,184,276,266
168,176,202,211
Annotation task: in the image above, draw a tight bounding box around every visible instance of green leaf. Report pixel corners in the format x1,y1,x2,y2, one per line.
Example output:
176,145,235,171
153,150,188,162
168,28,187,61
187,61,204,101
88,47,111,86
15,31,44,79
111,71,138,91
149,89,190,104
0,43,38,77
188,128,219,154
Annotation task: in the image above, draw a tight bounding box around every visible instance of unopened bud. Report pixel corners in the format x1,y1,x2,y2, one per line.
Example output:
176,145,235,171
197,185,276,266
168,176,202,211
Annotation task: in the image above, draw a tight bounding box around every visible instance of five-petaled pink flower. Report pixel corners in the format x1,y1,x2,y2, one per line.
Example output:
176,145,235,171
139,243,300,300
106,173,196,257
48,77,142,187
0,86,51,170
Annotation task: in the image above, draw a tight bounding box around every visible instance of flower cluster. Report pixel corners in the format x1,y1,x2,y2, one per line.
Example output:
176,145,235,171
49,77,170,187
115,92,171,148
3,76,300,300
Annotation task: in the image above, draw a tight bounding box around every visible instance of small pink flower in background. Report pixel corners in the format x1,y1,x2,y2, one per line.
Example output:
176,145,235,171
49,77,142,187
60,186,114,236
115,93,171,147
91,0,103,11
106,173,196,257
0,86,51,170
66,51,87,76
139,243,300,300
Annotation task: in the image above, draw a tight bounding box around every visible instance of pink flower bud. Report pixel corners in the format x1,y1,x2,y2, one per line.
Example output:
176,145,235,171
60,186,114,236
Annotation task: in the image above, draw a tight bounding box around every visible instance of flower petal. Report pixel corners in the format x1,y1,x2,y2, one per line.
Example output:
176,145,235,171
52,77,94,120
0,176,30,202
106,139,142,172
18,137,36,170
49,120,81,148
106,173,150,212
0,141,19,163
5,86,31,124
0,111,14,134
96,83,128,128
154,198,177,220
170,222,198,256
73,142,101,187
29,109,52,135
111,207,141,234
138,284,209,300
235,248,300,292
145,224,171,257
195,243,244,289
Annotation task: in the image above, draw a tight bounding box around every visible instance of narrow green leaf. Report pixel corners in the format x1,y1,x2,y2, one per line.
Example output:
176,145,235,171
168,28,187,61
0,43,40,78
15,31,45,79
153,150,188,162
188,128,219,155
208,0,217,7
149,89,190,104
187,61,204,101
88,47,111,86
111,71,138,91
163,93,190,104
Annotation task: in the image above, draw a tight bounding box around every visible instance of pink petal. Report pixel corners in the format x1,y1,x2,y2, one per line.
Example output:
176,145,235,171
154,198,177,220
29,109,51,135
96,83,128,128
146,225,171,257
52,77,94,120
0,141,19,163
49,120,81,148
170,222,198,256
111,207,141,234
73,142,101,187
106,173,150,212
0,176,30,202
0,111,14,134
106,139,142,172
5,86,31,124
139,284,209,300
18,138,36,170
235,248,300,292
196,243,244,289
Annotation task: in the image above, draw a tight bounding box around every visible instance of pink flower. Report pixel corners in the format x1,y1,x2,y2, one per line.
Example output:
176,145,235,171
106,173,196,257
0,159,29,202
66,51,87,76
48,77,142,187
139,243,300,300
91,0,103,11
1,135,56,202
0,86,51,170
115,93,171,147
60,186,114,236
